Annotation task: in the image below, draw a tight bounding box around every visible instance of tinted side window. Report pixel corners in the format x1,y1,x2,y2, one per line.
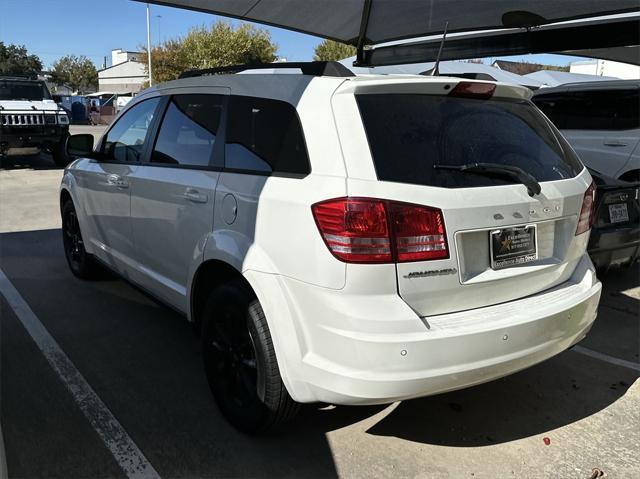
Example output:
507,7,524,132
151,94,223,167
102,98,160,162
534,89,640,131
225,95,310,175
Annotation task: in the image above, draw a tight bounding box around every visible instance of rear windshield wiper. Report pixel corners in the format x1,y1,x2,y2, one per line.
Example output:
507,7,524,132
434,162,542,197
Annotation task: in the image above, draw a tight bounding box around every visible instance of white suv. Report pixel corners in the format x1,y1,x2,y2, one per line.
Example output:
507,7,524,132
60,62,602,433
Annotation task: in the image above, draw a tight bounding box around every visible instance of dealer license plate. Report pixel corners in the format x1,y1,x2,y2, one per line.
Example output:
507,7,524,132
490,225,538,270
608,203,629,224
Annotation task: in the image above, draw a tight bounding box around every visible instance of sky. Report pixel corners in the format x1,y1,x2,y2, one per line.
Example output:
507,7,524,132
1,0,584,70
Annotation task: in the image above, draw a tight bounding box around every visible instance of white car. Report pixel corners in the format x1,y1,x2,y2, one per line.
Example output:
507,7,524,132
533,80,640,183
60,62,602,433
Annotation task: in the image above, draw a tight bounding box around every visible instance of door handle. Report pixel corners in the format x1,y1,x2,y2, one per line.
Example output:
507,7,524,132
603,140,628,147
183,188,208,203
107,174,129,188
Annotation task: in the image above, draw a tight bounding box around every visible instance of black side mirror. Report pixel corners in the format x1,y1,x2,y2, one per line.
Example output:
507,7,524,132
67,134,94,157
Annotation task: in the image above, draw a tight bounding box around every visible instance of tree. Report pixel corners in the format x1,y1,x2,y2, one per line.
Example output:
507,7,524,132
142,21,277,84
313,40,356,62
182,22,277,69
51,55,98,93
142,39,189,85
0,42,42,76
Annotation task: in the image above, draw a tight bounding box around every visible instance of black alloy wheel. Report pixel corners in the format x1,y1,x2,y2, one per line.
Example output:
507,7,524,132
61,200,97,278
202,280,299,433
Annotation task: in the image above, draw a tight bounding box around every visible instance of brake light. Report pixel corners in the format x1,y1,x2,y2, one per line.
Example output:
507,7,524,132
312,198,448,263
448,81,496,99
575,182,596,236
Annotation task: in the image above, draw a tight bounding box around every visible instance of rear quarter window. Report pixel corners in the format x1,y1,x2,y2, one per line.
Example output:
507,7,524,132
225,95,310,176
356,94,582,189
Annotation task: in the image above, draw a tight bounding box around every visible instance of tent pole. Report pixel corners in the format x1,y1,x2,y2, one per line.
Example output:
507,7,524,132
354,0,373,66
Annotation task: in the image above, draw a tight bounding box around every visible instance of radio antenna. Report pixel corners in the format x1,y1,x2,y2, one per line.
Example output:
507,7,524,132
431,21,449,76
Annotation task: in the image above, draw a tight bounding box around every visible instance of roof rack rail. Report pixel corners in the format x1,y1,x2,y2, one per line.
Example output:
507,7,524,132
179,61,354,79
0,74,39,81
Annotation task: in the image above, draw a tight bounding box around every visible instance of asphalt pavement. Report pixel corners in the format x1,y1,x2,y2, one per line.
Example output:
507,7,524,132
0,135,638,478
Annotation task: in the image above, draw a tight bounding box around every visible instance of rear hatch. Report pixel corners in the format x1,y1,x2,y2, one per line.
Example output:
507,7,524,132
338,79,593,317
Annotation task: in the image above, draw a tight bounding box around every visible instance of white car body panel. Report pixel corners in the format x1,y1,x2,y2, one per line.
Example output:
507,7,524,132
130,167,220,311
0,99,61,113
72,160,139,273
60,72,601,405
561,128,640,179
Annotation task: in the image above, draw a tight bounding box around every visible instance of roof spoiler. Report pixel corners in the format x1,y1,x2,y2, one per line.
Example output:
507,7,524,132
179,61,355,79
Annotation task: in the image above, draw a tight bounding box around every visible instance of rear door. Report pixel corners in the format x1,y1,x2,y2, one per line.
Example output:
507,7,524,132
533,88,640,179
129,91,227,311
337,84,590,317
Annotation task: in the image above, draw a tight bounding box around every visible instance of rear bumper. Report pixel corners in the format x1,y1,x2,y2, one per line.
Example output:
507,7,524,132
253,254,601,405
588,225,640,269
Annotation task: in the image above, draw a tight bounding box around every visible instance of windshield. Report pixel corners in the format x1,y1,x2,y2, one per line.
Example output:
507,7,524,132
0,80,51,101
356,94,583,189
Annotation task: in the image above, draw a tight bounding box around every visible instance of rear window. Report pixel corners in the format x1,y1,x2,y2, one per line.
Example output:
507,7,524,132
356,94,582,189
533,89,640,131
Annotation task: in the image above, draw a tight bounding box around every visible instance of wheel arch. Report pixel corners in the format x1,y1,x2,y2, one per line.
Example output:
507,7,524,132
189,259,247,331
189,259,311,402
60,187,73,211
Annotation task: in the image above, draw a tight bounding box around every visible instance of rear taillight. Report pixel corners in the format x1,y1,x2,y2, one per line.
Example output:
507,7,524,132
312,198,448,264
575,182,596,236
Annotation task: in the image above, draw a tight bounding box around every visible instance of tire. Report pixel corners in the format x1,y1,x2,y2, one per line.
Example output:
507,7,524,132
61,199,98,279
201,279,299,434
52,133,71,167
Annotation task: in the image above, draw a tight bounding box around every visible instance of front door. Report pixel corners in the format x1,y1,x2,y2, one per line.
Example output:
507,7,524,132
130,92,226,312
78,97,161,273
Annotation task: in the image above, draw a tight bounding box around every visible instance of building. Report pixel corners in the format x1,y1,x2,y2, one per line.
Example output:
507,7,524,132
569,59,640,79
97,49,148,94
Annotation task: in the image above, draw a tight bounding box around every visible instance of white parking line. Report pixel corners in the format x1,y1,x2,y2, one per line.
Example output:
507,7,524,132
0,269,160,479
573,345,640,372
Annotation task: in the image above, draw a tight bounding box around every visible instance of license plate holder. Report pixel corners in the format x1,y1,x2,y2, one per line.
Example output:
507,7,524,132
608,203,629,224
490,225,538,270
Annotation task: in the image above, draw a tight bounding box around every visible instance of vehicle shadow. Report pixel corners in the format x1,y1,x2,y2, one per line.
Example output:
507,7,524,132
598,263,639,312
366,267,639,447
579,264,640,363
0,153,62,171
0,228,382,478
2,229,638,475
365,351,638,446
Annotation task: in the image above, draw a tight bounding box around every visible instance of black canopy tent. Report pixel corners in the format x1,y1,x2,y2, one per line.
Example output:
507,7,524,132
137,0,640,67
361,15,640,67
562,46,640,66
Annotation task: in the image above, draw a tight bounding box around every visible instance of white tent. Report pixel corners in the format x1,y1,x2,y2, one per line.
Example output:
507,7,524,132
339,57,543,88
523,70,618,87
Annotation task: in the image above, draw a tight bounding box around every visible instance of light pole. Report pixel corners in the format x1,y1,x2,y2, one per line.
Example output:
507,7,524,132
156,15,162,45
146,3,153,86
